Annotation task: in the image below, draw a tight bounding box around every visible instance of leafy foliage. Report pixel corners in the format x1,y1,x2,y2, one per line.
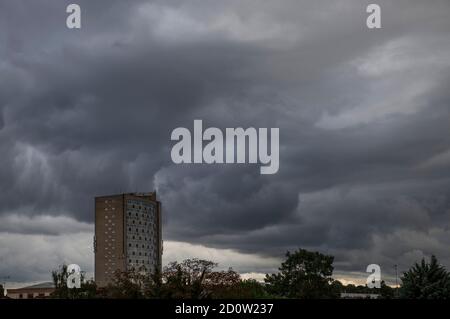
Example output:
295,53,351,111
163,259,218,298
100,259,247,299
51,264,97,299
47,252,450,299
400,255,450,299
264,249,338,298
102,269,146,299
340,281,395,299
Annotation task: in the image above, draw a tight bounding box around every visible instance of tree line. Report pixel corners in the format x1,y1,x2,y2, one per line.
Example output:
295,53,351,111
49,249,450,299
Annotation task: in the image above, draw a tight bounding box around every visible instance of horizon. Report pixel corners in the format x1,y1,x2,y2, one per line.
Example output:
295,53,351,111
1,0,450,296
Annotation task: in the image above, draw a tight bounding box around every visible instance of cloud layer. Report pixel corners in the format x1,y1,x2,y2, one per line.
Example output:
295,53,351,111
1,0,450,284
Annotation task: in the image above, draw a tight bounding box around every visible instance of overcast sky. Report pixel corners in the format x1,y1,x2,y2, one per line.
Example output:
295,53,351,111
1,0,450,286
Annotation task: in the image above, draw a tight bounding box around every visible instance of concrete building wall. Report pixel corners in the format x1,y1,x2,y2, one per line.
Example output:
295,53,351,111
7,288,55,299
94,194,126,288
95,193,162,287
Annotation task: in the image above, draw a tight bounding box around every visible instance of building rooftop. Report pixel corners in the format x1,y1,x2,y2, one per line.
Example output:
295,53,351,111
18,282,55,289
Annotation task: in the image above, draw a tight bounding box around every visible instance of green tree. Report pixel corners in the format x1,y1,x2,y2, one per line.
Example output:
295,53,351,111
379,281,395,299
330,280,344,297
143,266,164,298
400,255,450,299
159,259,251,299
203,268,241,298
103,269,145,299
264,249,338,299
51,264,97,299
228,279,274,299
163,258,217,298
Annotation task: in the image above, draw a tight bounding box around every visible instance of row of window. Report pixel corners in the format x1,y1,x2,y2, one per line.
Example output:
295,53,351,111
17,293,47,299
128,251,154,257
127,201,155,211
128,220,152,226
127,235,156,241
128,259,155,265
127,227,155,234
127,211,155,219
128,243,154,249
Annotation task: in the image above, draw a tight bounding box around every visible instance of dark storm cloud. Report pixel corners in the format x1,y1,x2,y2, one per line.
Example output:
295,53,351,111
1,0,450,283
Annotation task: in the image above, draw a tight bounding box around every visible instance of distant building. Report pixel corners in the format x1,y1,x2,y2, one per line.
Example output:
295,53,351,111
340,292,380,299
7,282,55,299
94,192,162,287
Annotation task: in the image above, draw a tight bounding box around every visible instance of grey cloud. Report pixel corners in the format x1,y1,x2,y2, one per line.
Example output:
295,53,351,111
1,0,450,283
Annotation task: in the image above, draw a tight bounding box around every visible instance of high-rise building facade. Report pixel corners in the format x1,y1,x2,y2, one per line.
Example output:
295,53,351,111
94,192,162,287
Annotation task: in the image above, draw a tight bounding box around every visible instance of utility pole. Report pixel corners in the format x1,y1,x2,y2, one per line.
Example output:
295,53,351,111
394,265,399,298
0,276,10,297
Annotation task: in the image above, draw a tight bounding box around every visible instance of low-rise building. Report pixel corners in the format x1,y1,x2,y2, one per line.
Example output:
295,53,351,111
6,282,55,299
340,292,380,299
